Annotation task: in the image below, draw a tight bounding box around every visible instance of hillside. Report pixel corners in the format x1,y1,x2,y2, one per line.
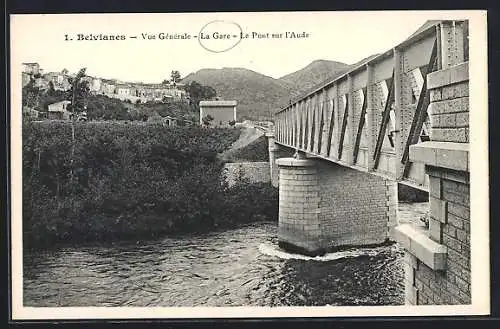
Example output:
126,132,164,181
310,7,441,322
182,68,291,121
278,60,350,99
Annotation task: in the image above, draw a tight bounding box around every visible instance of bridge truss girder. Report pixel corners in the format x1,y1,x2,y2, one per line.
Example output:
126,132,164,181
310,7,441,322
274,20,467,191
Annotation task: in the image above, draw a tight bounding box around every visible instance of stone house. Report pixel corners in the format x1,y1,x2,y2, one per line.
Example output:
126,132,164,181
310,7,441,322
23,107,39,119
100,80,116,94
22,63,47,89
163,115,178,127
22,62,40,75
116,84,131,97
132,83,187,102
44,72,71,91
90,77,102,94
48,100,71,120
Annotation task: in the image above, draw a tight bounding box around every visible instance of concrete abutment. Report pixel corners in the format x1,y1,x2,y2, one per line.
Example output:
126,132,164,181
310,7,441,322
394,58,471,305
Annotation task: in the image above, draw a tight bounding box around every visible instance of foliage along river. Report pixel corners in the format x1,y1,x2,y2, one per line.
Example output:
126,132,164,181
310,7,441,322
23,202,428,307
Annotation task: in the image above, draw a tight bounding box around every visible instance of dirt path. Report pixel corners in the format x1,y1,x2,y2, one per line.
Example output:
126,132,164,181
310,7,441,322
230,126,264,150
219,125,265,161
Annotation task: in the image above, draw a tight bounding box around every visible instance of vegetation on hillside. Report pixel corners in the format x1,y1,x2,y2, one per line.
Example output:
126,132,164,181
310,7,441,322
22,121,278,249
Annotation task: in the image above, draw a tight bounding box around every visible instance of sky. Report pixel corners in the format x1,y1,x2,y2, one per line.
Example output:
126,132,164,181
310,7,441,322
11,11,478,83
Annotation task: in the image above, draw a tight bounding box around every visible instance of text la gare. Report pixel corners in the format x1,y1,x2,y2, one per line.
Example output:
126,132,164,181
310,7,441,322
199,31,242,39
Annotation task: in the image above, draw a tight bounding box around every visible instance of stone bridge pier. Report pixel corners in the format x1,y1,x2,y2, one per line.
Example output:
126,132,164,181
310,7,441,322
265,132,280,188
266,136,397,256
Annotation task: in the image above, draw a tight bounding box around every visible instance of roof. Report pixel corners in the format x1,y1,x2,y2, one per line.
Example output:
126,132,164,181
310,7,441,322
199,100,237,107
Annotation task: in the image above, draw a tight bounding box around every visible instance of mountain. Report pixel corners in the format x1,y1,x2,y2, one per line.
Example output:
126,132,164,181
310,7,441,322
286,56,380,103
278,60,351,99
182,68,291,121
181,58,378,121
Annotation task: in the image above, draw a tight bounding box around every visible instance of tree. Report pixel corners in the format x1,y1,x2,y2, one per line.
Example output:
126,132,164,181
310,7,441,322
47,81,56,96
184,81,217,109
202,114,214,126
22,78,40,109
67,68,90,115
170,70,181,85
202,86,216,100
161,79,170,85
66,68,90,186
185,81,203,102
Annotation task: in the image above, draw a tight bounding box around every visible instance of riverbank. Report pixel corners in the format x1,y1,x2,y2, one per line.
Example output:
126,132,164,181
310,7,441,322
22,121,278,250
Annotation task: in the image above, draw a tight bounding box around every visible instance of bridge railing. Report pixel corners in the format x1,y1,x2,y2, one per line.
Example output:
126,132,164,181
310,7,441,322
274,20,468,190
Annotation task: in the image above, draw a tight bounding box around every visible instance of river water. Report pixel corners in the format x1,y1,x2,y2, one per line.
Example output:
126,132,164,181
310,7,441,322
23,202,428,307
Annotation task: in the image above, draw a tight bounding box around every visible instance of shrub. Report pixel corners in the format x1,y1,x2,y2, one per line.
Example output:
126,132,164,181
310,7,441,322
22,121,277,249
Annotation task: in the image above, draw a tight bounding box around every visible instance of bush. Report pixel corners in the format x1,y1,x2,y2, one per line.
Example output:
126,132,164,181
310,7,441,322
22,121,277,249
221,182,278,226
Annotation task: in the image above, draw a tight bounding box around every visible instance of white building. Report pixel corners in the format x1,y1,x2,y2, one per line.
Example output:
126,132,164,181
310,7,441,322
199,100,237,127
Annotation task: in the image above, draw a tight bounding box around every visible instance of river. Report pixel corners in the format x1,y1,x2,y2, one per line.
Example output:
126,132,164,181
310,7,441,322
23,202,428,307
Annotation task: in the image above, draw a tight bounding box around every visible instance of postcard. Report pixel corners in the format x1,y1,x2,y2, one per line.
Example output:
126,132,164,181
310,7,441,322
9,10,489,320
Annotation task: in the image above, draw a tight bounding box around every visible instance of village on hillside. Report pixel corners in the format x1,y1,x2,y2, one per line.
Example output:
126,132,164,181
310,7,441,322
21,62,277,129
21,62,190,125
22,62,188,103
